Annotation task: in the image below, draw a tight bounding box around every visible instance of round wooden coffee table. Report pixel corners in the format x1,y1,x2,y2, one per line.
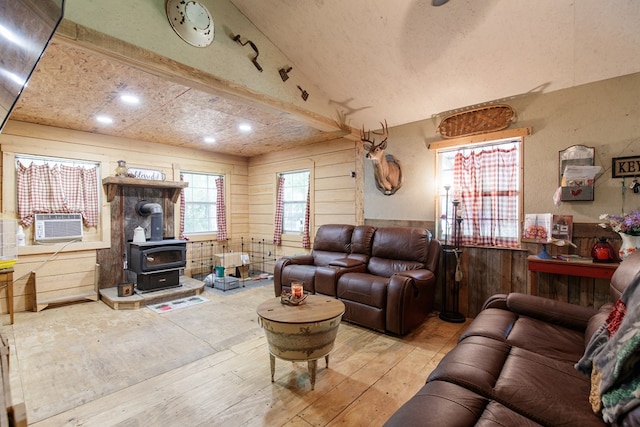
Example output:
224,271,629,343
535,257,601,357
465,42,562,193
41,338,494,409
257,295,345,390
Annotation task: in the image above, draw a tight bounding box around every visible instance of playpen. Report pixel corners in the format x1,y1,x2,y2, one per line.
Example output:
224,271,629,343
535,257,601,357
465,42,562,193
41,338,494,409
185,237,277,282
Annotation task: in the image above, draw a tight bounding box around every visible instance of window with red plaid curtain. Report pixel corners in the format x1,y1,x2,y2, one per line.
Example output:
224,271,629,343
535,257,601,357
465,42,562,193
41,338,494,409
16,160,99,227
215,177,227,241
449,140,520,248
273,175,285,246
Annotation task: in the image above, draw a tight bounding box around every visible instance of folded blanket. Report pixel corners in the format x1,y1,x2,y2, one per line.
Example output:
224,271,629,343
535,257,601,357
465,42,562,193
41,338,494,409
576,273,640,424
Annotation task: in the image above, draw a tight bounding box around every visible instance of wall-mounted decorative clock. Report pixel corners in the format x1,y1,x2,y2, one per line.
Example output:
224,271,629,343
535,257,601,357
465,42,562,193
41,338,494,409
166,0,214,47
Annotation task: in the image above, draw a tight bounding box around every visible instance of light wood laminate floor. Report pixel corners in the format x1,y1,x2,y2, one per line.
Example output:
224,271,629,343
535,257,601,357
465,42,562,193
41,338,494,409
1,283,469,426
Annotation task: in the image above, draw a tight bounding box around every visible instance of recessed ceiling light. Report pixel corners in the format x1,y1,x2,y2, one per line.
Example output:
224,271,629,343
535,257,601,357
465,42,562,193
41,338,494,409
120,94,140,104
96,115,113,124
204,136,216,143
238,123,252,132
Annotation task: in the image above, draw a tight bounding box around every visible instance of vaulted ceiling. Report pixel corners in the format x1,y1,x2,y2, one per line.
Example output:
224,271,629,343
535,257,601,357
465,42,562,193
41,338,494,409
9,0,640,157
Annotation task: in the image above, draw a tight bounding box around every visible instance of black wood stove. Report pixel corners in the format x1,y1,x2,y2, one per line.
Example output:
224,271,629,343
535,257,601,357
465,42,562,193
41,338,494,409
127,239,187,292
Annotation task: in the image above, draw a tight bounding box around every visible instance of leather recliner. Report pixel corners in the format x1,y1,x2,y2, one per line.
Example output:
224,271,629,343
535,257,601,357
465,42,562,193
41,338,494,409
337,227,441,335
274,224,361,296
273,224,441,336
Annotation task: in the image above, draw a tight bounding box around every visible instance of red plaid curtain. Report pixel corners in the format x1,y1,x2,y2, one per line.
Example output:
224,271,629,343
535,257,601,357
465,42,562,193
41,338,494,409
215,177,227,241
17,161,99,227
302,181,311,249
453,146,519,248
273,175,285,246
179,174,186,240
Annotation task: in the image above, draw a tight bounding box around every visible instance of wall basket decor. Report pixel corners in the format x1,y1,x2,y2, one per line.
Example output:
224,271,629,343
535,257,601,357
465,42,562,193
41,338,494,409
437,104,516,138
558,144,601,202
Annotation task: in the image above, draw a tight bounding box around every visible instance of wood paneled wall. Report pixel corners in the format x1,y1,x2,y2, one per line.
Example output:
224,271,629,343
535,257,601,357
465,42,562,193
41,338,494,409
0,121,248,312
248,138,359,258
0,121,622,316
366,219,620,318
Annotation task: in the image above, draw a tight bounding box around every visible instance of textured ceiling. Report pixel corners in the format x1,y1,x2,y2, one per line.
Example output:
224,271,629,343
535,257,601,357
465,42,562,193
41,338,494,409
10,40,336,157
231,0,640,129
9,0,640,157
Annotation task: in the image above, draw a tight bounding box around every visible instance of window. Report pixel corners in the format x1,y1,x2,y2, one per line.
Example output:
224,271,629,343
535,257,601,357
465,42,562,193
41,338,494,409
182,172,221,233
281,170,310,234
437,137,521,248
15,154,100,228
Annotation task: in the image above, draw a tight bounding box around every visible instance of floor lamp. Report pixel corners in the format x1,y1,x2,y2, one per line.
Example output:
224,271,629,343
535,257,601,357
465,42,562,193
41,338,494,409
439,199,466,324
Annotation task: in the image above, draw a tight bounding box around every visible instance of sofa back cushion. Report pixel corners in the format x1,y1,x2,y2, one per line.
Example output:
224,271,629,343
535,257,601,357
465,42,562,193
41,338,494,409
312,224,354,266
348,225,376,264
367,227,431,277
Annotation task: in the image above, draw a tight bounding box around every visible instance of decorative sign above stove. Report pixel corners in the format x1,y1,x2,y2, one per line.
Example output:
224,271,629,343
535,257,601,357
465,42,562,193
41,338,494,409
127,168,166,181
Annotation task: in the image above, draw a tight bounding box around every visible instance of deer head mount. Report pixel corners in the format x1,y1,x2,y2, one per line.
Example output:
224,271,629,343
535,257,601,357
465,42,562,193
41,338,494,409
361,120,403,195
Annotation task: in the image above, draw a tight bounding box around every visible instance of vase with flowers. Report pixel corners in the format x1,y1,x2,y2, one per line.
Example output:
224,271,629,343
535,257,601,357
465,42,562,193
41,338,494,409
599,210,640,260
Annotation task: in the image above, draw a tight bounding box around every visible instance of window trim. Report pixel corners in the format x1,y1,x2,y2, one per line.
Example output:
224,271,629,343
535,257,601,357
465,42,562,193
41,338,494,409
2,148,111,255
181,170,224,236
433,127,530,248
275,161,314,243
280,169,310,235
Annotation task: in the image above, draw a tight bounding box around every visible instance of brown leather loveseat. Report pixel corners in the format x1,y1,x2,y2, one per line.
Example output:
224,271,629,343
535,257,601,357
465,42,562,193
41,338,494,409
385,251,640,426
274,224,441,336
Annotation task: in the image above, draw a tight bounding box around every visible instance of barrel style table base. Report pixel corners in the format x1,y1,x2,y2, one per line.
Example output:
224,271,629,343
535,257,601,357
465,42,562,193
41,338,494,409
257,295,345,390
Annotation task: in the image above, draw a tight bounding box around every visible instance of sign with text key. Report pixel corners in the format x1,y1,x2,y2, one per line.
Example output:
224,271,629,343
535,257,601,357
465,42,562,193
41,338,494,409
612,156,640,178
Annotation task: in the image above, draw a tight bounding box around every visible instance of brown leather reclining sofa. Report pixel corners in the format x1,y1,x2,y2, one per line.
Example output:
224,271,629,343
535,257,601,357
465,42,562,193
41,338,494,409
273,224,441,336
385,250,640,426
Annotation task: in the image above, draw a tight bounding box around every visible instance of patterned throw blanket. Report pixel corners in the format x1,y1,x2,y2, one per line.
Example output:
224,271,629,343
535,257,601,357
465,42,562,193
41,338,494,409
576,274,640,424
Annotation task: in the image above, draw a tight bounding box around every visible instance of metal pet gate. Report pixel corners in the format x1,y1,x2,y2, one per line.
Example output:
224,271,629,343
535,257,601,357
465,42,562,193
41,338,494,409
186,237,277,281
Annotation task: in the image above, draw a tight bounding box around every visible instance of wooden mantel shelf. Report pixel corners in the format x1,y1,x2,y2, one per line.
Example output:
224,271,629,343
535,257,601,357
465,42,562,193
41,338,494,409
102,177,188,203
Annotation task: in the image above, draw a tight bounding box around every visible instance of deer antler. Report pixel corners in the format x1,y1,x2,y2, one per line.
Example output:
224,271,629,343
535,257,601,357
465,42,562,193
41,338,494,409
371,120,388,139
361,120,388,150
360,125,373,145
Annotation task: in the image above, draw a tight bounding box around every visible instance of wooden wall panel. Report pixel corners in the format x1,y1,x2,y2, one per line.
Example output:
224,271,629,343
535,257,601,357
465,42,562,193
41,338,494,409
248,137,358,259
12,250,98,312
0,122,250,313
365,218,612,318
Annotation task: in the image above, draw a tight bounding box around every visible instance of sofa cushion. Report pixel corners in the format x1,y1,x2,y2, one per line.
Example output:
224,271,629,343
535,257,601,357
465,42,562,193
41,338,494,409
495,347,604,426
312,224,354,266
384,380,542,427
427,336,510,396
428,335,603,426
459,308,519,342
366,227,430,278
337,272,387,309
461,307,587,363
502,315,586,363
278,265,317,292
348,225,376,264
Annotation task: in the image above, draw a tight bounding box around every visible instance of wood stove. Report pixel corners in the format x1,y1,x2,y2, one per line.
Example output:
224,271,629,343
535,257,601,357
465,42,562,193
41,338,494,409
127,239,187,292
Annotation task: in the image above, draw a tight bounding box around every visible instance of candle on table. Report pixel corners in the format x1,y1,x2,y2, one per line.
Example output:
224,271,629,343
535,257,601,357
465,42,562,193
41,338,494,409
291,283,303,298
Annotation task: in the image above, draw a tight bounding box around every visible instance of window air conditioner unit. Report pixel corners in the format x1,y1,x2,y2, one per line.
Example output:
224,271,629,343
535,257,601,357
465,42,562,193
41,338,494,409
34,213,83,243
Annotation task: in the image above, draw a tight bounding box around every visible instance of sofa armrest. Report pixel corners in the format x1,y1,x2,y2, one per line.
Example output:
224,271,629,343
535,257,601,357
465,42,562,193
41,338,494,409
285,255,314,265
482,294,508,310
386,269,438,335
505,292,598,331
273,255,314,296
329,258,365,269
395,269,435,290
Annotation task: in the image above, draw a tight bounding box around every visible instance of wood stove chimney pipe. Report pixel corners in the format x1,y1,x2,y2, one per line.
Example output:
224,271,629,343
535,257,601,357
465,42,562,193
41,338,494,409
136,201,163,241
